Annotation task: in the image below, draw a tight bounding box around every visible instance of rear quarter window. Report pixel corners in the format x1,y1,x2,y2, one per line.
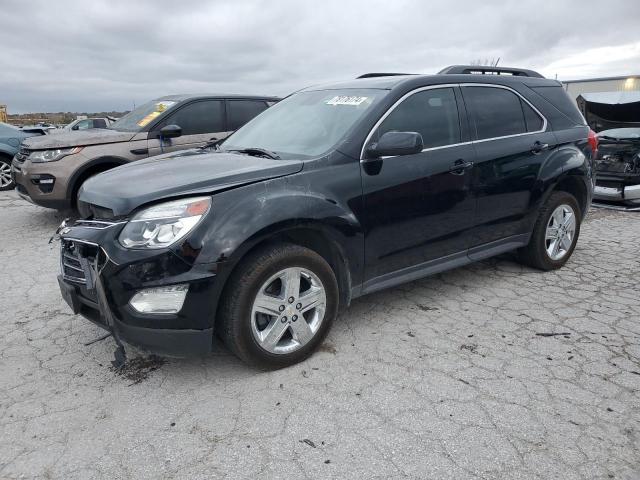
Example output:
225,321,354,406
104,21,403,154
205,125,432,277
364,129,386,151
463,86,528,140
531,86,586,126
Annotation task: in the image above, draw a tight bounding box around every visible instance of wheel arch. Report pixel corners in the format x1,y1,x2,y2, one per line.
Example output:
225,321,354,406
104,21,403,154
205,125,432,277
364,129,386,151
537,144,591,218
551,174,589,217
67,156,129,206
215,221,356,316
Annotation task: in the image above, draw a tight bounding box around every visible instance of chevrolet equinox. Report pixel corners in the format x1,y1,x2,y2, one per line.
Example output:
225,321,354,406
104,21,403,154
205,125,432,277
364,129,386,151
57,66,594,368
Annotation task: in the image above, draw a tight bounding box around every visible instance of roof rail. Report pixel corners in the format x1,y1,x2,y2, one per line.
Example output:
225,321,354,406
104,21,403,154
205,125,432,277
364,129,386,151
357,72,414,79
438,65,544,78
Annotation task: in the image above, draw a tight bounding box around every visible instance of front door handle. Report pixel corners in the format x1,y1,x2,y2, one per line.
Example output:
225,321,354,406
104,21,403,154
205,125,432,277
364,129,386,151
531,141,550,154
449,159,474,175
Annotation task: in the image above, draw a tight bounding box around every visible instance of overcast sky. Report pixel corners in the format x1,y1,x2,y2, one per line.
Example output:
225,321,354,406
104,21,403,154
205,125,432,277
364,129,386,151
2,0,639,113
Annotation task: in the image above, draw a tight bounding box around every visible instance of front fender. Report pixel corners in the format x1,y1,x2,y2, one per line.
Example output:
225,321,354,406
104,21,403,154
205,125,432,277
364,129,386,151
175,159,365,293
0,143,17,158
69,155,129,199
202,177,361,259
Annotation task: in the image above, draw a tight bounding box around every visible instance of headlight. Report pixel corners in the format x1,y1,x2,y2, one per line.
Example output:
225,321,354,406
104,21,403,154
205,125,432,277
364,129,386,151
30,147,83,163
119,196,211,249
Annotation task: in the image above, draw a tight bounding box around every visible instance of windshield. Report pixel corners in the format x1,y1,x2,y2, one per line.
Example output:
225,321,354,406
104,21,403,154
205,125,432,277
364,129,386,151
598,128,640,140
221,89,385,159
108,100,177,132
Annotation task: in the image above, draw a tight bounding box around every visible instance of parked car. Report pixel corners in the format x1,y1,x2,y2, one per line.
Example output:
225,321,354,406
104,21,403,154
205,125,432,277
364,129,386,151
592,128,640,206
57,65,593,367
20,125,57,135
12,94,279,209
0,122,44,191
58,117,116,132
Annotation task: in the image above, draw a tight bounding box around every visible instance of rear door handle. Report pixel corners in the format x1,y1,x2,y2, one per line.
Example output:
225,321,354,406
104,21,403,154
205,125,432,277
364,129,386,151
449,159,474,175
531,141,550,154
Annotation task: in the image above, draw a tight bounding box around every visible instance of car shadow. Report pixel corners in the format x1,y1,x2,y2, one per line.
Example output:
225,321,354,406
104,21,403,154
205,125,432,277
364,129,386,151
110,252,528,382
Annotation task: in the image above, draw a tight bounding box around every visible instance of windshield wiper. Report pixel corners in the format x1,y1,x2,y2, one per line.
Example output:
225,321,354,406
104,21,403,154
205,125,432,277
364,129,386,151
200,137,224,150
226,147,280,159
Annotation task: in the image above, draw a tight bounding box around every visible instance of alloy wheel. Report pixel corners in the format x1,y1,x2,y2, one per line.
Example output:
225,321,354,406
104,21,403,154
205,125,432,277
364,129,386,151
545,204,576,261
0,161,13,188
250,267,326,354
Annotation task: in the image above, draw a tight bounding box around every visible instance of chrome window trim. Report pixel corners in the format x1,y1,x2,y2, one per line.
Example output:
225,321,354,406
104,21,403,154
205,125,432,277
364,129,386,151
360,84,460,160
460,83,548,140
360,82,549,161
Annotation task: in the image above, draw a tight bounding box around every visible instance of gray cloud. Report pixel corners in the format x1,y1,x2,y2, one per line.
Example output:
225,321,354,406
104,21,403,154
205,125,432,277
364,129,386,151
1,0,639,113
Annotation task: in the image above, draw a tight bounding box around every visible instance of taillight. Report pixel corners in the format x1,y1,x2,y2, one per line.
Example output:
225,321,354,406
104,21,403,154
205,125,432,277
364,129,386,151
588,129,598,158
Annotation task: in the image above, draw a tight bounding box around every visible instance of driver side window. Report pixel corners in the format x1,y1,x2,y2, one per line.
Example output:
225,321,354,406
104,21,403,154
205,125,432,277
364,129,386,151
375,88,461,149
75,119,92,130
159,100,225,136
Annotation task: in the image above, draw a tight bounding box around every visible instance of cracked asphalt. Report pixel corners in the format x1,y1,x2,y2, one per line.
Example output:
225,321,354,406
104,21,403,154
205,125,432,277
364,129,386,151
1,189,639,480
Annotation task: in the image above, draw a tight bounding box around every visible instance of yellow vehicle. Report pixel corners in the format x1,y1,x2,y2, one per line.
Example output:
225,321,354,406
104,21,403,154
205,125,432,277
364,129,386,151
0,105,7,123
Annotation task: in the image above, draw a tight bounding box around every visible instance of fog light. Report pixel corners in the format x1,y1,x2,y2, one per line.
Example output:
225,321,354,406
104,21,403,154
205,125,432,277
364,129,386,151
129,285,188,314
30,174,56,193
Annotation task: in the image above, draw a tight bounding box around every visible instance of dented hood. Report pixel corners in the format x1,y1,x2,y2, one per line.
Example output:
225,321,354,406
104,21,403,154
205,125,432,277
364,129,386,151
78,150,303,216
22,129,135,149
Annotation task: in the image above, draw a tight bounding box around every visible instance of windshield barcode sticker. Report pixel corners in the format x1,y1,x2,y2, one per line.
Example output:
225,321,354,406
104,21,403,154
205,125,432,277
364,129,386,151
326,96,369,106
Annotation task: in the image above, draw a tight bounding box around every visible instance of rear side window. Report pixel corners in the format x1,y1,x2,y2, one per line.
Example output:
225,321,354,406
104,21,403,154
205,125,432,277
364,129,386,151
227,100,269,130
375,87,461,149
92,119,107,128
522,101,543,132
161,100,225,135
463,87,532,140
531,86,586,126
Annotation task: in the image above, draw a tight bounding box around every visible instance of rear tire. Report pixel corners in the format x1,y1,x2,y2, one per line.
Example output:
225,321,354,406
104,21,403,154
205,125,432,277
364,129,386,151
0,156,15,191
218,243,339,368
518,191,581,271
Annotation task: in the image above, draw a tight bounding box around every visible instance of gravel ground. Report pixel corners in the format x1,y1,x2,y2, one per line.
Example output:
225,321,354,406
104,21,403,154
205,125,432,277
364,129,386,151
1,189,639,480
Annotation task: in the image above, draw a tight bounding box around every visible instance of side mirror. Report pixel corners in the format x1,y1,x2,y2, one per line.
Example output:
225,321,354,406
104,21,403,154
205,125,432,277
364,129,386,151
71,125,79,131
366,131,424,159
159,124,182,139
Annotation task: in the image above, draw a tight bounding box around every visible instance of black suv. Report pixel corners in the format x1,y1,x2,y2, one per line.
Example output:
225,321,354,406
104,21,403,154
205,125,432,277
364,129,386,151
57,65,594,367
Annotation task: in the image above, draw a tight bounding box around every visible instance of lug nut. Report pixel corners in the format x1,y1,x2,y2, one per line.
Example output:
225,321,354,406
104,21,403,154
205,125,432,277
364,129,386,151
292,315,298,322
288,296,295,303
296,303,302,309
279,305,285,312
281,317,287,323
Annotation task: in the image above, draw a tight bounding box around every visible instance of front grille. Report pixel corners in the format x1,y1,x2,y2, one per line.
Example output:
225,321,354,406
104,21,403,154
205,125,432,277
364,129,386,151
60,239,100,285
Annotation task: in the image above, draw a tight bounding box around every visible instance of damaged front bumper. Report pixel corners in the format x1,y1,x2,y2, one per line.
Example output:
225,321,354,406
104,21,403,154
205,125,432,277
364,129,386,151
594,177,640,205
57,220,218,357
594,141,640,205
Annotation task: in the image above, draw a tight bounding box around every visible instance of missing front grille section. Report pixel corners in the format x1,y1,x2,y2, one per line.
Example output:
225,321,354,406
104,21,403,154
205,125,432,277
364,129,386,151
60,240,103,285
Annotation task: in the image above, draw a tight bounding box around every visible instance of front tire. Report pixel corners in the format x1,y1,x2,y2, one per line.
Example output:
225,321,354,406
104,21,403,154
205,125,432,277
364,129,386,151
0,156,15,191
518,191,581,270
218,243,339,368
